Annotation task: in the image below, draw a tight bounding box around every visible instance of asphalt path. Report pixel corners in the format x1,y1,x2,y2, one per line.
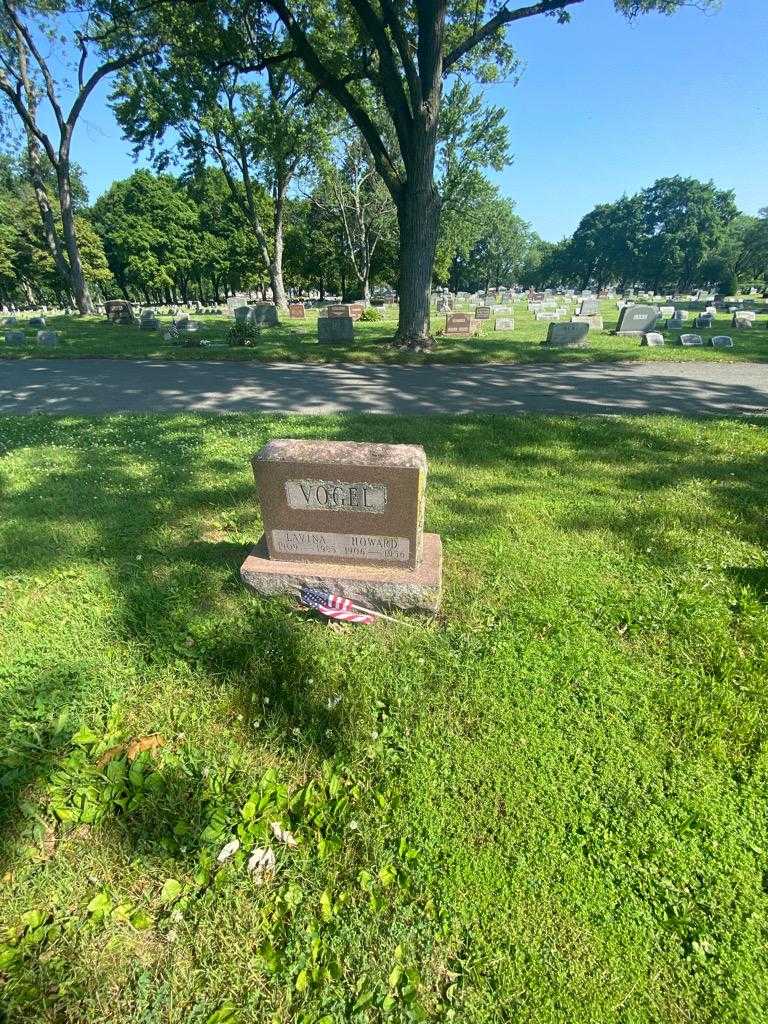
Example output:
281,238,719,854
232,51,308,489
1,358,767,416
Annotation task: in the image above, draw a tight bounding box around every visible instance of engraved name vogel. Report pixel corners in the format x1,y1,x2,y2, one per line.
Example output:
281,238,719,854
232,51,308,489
284,479,387,514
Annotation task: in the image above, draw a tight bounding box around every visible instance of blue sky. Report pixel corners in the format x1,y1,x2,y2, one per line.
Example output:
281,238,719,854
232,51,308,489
59,0,768,241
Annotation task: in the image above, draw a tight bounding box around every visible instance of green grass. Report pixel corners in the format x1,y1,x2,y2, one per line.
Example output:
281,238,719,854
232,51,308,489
1,412,767,1023
2,299,767,364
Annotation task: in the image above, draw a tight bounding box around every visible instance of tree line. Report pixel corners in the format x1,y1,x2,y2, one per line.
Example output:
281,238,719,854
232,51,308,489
525,178,768,295
0,151,544,308
2,1,724,342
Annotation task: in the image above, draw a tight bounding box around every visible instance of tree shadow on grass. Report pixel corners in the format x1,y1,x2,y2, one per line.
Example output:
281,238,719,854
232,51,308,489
1,411,767,860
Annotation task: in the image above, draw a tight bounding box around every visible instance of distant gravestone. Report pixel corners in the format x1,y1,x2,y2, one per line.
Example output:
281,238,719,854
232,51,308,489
732,313,754,328
36,330,60,346
659,305,675,318
4,330,25,346
494,318,515,331
104,300,135,324
318,316,354,344
288,303,306,319
249,303,279,327
535,310,560,321
444,312,477,336
571,314,604,331
711,335,734,348
667,315,685,330
579,298,599,316
234,305,251,324
615,305,660,335
680,333,704,346
3,316,17,326
140,310,160,330
542,321,589,348
28,316,46,328
327,303,362,320
474,306,491,320
695,314,714,329
642,332,665,347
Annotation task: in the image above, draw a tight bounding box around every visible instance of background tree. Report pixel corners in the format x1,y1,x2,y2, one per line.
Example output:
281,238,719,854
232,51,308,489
314,126,398,301
639,176,737,292
0,0,147,311
241,0,715,345
113,37,332,308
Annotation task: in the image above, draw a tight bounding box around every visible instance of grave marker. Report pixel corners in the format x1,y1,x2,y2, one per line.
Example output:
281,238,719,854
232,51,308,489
289,303,306,319
542,322,589,348
615,305,660,335
444,312,477,336
242,440,442,613
711,335,733,348
318,316,354,344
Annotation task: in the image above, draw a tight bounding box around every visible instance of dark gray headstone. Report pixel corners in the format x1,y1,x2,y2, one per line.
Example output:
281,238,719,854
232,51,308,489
711,335,733,348
579,298,599,316
4,330,26,346
28,316,46,328
249,304,278,326
37,330,60,346
542,321,589,348
615,305,660,335
679,333,703,347
318,316,354,344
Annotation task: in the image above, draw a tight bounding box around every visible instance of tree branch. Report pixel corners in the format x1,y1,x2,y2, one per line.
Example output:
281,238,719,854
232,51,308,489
268,0,403,198
2,0,65,130
444,0,583,72
66,50,151,138
347,0,414,150
380,0,421,111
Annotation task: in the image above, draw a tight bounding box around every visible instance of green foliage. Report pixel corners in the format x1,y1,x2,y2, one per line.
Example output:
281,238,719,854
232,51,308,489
359,306,382,321
540,177,740,292
227,320,262,346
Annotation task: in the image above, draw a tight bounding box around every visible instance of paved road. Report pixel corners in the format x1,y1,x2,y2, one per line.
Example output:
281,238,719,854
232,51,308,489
1,358,768,416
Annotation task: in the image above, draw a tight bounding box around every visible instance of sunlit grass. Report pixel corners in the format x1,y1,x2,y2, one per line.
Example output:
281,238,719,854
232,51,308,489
1,412,767,1022
2,299,767,364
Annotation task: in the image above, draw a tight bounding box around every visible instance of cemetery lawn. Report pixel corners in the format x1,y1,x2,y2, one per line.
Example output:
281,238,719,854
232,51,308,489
2,411,768,1024
2,299,768,364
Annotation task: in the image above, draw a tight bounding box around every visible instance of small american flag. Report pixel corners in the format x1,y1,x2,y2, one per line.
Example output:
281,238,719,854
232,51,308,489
299,586,376,625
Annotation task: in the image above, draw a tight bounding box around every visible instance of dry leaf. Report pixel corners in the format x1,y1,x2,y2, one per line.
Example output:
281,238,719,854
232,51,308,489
126,734,164,759
217,839,240,863
270,822,298,848
95,745,124,769
247,846,276,884
96,734,165,769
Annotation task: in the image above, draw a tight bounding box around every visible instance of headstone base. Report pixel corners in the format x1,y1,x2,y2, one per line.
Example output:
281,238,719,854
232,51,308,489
241,533,442,614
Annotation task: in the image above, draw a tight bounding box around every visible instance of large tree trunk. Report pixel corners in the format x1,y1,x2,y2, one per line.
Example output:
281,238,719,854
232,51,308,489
57,163,94,314
271,188,288,309
395,179,441,349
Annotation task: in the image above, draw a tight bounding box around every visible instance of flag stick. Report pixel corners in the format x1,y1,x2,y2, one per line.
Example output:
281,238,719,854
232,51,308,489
288,586,417,627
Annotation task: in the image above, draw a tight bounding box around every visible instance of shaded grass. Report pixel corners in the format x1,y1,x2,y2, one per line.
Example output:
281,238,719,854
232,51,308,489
2,299,767,364
0,412,767,1022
